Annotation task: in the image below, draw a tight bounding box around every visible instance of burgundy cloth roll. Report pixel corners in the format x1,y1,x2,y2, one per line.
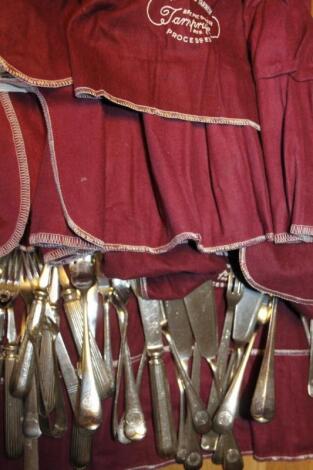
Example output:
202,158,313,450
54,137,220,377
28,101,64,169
0,91,30,257
103,246,228,298
0,1,78,87
240,243,313,305
68,0,260,128
249,0,313,238
39,86,273,255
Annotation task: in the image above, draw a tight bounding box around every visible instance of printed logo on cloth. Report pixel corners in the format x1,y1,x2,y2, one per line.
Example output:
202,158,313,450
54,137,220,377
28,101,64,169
146,0,220,44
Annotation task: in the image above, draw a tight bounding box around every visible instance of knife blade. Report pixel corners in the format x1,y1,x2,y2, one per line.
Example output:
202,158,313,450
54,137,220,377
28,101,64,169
183,280,218,363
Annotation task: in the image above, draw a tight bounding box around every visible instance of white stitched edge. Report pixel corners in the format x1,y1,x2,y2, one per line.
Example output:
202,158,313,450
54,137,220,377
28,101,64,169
75,86,262,131
239,248,313,304
0,93,31,257
0,56,72,88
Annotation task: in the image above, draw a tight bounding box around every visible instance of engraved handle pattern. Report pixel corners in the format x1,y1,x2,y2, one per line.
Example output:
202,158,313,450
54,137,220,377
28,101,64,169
149,353,177,457
123,341,146,441
24,438,39,470
214,332,257,433
5,351,24,458
77,296,102,431
64,296,113,399
10,333,34,398
38,328,55,413
70,425,93,468
166,335,211,434
250,299,278,423
23,374,41,439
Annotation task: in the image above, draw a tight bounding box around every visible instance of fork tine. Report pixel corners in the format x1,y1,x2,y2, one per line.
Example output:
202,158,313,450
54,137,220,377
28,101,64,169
6,250,16,284
226,270,234,293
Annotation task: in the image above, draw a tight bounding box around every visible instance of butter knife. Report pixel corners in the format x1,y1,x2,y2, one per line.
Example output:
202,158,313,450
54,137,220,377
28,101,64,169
137,297,177,457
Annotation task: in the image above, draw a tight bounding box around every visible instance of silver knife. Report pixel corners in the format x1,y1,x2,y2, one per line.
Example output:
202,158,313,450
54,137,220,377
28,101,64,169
163,299,193,462
183,280,218,370
137,297,177,457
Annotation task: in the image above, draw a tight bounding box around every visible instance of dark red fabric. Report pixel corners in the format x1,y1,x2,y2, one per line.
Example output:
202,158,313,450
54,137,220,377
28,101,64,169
240,243,313,305
68,0,260,127
10,92,46,204
40,86,272,255
103,246,226,279
0,1,79,85
0,92,30,257
248,0,313,238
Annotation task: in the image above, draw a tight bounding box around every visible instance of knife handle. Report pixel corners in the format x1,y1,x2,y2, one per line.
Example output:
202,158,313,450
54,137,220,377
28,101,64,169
149,352,177,458
70,425,93,468
5,348,24,458
167,336,211,434
10,333,35,398
23,373,41,439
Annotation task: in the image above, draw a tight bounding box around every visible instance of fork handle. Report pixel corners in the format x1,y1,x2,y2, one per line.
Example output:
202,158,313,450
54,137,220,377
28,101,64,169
5,347,24,458
10,333,35,398
149,352,177,457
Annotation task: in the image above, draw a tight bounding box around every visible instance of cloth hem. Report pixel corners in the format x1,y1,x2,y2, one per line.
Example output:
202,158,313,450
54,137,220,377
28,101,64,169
75,86,261,130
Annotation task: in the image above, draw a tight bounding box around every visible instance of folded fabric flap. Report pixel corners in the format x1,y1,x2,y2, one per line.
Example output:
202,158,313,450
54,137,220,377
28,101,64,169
248,0,313,80
0,92,30,256
0,0,78,86
39,87,272,254
103,246,226,281
68,0,260,128
240,244,313,306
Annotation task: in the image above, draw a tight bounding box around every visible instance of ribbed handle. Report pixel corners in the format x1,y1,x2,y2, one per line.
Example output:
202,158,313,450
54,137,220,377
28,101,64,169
10,333,34,398
5,352,24,458
149,353,177,457
38,329,55,413
23,374,41,439
64,298,113,399
70,425,93,468
24,438,39,470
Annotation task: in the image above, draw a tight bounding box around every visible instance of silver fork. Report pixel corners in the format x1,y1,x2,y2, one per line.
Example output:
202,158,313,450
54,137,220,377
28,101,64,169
95,257,115,386
201,270,243,451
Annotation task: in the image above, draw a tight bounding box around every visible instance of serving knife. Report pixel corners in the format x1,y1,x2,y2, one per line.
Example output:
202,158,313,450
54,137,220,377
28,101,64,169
137,297,177,457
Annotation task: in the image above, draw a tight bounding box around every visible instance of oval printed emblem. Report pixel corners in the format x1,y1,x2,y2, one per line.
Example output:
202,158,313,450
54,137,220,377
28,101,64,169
146,0,220,44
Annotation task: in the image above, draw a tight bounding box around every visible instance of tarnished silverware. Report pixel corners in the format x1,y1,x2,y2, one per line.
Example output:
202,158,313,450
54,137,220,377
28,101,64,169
214,299,271,434
24,437,39,470
160,301,211,435
0,250,20,308
183,280,218,373
69,256,102,431
113,288,146,441
138,297,177,457
250,297,278,423
215,272,244,394
10,263,52,399
184,344,203,470
4,306,24,458
163,299,193,463
23,373,41,439
38,267,60,414
232,287,265,345
116,348,147,444
223,432,244,470
58,265,113,399
96,259,114,386
37,267,67,438
70,426,93,469
201,273,243,450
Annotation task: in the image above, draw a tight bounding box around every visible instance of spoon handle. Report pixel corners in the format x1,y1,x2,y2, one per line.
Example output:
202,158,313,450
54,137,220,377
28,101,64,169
5,346,24,458
77,294,102,431
251,298,278,422
214,331,257,434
